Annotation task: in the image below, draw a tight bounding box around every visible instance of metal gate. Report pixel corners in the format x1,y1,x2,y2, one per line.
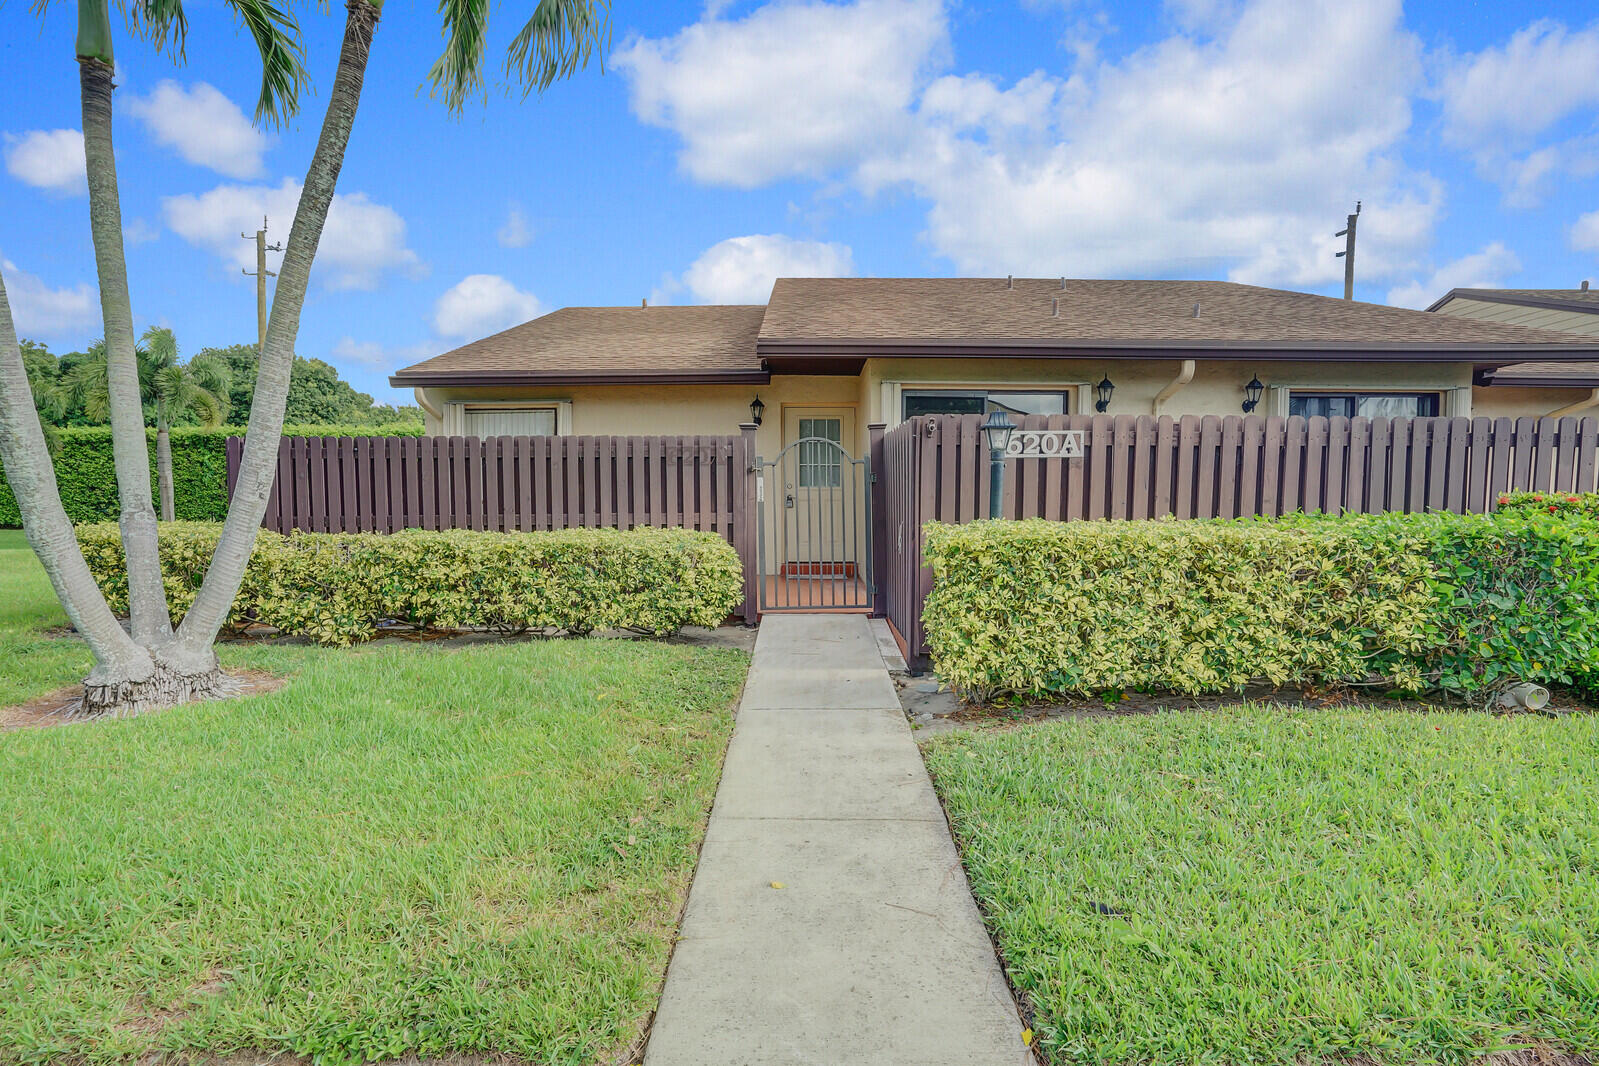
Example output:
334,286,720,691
756,436,873,612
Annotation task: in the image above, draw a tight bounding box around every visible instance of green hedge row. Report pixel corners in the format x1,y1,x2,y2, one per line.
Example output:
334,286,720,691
922,511,1599,702
1,425,424,527
1498,491,1599,518
78,523,744,645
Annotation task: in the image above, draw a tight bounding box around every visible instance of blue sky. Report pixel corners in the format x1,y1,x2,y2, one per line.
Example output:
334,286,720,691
4,0,1599,406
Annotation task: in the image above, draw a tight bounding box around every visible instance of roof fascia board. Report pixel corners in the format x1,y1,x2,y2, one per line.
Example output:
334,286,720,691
389,369,771,388
758,338,1599,361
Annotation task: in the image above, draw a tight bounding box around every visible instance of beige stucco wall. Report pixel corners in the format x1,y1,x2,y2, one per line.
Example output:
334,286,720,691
418,358,1584,447
417,376,861,458
861,357,1477,423
1471,385,1599,420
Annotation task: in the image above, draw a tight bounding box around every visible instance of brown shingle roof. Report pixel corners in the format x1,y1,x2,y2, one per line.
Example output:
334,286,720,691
393,278,1599,386
391,305,766,384
759,278,1597,347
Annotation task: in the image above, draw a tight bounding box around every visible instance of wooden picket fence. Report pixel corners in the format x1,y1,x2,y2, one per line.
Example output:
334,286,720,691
226,432,760,618
873,413,1599,660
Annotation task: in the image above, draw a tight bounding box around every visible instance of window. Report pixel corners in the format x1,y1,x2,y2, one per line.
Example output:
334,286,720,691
902,389,1071,420
797,417,842,488
461,406,557,437
1287,392,1440,419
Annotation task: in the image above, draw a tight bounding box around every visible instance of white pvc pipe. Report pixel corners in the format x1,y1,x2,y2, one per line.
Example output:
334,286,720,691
413,387,443,423
1153,359,1196,414
1549,388,1599,418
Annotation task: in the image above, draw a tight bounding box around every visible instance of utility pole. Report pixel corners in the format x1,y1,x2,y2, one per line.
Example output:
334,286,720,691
241,216,283,352
1334,201,1360,301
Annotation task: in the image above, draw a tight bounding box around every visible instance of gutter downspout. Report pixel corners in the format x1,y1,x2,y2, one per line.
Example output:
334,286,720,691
413,387,444,431
1153,359,1196,415
1550,388,1599,418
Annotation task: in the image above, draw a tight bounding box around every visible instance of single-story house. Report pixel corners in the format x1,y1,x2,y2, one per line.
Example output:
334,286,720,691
392,277,1599,463
1428,283,1599,417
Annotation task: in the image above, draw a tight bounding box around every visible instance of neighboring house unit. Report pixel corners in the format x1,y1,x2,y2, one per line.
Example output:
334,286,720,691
392,277,1599,463
1428,284,1599,419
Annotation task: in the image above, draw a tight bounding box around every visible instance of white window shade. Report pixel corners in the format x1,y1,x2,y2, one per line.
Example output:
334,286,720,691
446,402,570,436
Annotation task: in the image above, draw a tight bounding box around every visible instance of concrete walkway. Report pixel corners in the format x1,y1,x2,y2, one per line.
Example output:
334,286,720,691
645,614,1030,1066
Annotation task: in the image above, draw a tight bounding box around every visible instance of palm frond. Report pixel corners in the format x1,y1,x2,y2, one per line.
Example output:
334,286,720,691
225,0,309,126
427,0,491,112
185,354,232,420
503,0,609,100
59,358,111,424
152,363,187,409
187,384,225,427
127,0,190,61
141,325,179,369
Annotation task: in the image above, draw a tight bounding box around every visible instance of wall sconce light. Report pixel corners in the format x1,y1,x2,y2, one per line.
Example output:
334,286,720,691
1094,376,1115,413
750,395,765,426
1242,376,1265,414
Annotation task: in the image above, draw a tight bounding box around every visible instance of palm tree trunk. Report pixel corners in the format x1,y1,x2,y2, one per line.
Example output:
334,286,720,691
156,407,174,522
173,0,382,655
79,39,172,646
0,266,157,690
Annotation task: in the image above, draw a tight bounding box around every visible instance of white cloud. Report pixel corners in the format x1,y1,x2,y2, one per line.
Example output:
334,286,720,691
1570,210,1599,253
127,81,267,178
619,0,1440,287
0,253,96,336
1436,21,1599,206
3,129,85,194
496,204,533,248
331,337,387,367
162,178,422,290
123,218,160,245
433,275,541,338
680,234,855,303
616,0,949,187
1384,241,1520,309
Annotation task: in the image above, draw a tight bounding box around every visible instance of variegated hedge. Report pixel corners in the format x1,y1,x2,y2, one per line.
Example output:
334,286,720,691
78,523,743,645
922,512,1599,702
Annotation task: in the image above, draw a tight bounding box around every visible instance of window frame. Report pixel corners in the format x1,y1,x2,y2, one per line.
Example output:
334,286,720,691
900,388,1073,421
1286,390,1443,419
796,416,843,489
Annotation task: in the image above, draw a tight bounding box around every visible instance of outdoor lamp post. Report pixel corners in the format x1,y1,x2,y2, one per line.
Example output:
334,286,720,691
1241,376,1265,414
982,408,1017,519
1094,376,1115,412
749,395,765,426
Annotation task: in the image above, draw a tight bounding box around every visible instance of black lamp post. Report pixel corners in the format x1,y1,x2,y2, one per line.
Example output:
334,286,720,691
1094,376,1115,412
1241,376,1264,414
982,409,1016,519
749,395,765,426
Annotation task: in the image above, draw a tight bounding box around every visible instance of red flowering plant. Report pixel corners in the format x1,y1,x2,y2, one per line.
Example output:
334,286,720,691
1496,491,1599,517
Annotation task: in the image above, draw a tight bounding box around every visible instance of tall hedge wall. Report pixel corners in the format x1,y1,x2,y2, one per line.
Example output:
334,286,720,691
0,425,423,527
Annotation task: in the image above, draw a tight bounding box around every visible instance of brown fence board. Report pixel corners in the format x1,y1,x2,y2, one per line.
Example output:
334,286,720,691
874,413,1599,661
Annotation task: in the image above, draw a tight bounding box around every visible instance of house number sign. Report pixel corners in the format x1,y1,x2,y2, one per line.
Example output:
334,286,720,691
1005,429,1086,459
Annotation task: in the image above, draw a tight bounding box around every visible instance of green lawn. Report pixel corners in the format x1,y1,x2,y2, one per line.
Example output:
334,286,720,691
0,531,748,1064
925,710,1599,1066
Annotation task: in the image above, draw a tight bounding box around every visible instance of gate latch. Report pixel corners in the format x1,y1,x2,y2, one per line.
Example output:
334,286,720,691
785,492,795,509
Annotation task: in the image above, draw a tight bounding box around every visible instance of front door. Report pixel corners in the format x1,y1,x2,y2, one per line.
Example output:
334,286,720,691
756,407,870,611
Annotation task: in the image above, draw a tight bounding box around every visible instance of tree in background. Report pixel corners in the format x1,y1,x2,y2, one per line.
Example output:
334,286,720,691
0,0,607,715
200,343,422,425
56,329,230,521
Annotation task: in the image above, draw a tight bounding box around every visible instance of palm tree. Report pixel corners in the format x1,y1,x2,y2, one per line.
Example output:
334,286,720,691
0,0,609,715
56,329,231,521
